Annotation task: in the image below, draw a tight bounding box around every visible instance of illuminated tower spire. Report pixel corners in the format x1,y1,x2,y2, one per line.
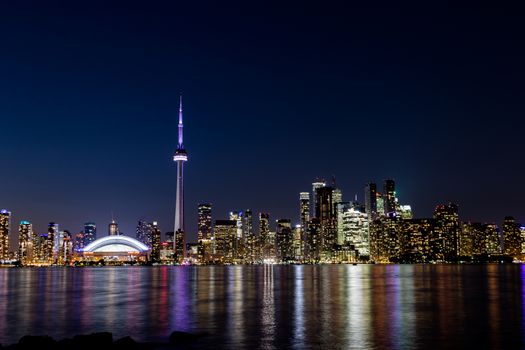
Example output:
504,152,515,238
173,94,188,262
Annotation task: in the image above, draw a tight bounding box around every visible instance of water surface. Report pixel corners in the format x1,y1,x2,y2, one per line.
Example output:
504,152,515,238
0,265,524,349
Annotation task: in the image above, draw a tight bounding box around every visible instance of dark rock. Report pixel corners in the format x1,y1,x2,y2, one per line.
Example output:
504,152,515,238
114,336,140,350
168,331,199,345
18,335,57,349
66,332,113,349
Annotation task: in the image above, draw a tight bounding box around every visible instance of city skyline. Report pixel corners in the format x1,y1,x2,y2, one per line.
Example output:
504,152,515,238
0,2,524,241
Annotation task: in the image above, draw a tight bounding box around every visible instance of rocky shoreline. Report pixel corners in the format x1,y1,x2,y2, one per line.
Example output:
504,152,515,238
0,331,201,350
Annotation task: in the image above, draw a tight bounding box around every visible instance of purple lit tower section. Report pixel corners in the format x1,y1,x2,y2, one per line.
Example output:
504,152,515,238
173,95,188,262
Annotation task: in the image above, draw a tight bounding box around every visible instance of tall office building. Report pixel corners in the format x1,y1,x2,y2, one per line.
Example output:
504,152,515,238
383,179,396,216
432,203,460,261
0,210,10,260
18,221,33,265
173,95,188,262
275,219,293,262
49,222,60,258
84,222,97,246
364,183,378,221
300,192,310,254
151,221,161,262
315,186,337,256
109,219,119,236
58,230,73,264
197,204,212,241
503,216,522,259
136,219,152,246
259,213,272,260
311,178,326,217
484,223,501,255
214,220,237,263
340,207,370,257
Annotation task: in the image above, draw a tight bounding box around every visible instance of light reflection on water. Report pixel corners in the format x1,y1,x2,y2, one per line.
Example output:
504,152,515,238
0,265,524,349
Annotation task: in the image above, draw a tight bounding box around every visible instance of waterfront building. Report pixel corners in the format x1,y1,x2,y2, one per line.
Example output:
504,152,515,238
484,223,501,254
214,220,237,263
173,95,188,263
459,222,478,257
74,232,85,252
299,192,310,254
432,203,460,261
340,207,370,258
275,219,293,262
369,217,400,263
398,218,434,263
259,213,274,261
306,218,321,262
315,186,337,258
0,210,10,260
293,224,303,261
502,216,522,259
336,202,352,245
151,221,161,262
197,203,213,262
18,221,33,265
58,230,73,264
80,235,150,262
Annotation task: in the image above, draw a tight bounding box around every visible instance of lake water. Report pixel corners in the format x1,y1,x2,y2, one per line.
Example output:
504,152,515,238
0,265,524,349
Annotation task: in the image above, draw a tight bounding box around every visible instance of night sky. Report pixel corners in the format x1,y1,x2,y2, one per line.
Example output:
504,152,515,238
1,2,524,245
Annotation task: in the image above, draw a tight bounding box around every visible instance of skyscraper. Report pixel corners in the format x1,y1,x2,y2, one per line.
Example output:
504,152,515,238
136,219,152,246
503,216,522,259
49,222,60,258
18,221,33,265
197,204,212,241
84,222,97,246
214,220,237,263
109,219,119,236
383,179,396,216
151,221,161,262
432,203,460,261
300,192,310,255
275,219,293,262
311,178,326,217
364,183,377,221
173,95,188,263
0,210,10,260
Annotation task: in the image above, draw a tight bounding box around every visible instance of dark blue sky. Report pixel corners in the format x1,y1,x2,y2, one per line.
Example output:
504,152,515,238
1,2,524,244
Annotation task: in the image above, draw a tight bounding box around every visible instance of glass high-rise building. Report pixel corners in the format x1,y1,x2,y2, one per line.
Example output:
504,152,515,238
198,204,212,241
364,183,377,221
503,216,522,259
0,210,11,260
151,221,161,262
84,222,97,246
214,220,237,263
136,219,152,246
383,179,396,217
275,219,293,262
18,220,33,265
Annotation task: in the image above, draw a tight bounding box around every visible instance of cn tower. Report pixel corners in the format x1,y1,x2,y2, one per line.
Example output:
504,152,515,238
173,95,187,262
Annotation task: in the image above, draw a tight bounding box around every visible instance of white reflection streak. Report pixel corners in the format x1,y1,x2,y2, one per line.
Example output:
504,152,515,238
347,266,368,349
261,265,275,350
230,266,244,346
293,265,304,349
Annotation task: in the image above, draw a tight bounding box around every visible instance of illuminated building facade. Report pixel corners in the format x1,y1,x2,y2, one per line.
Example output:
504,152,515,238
341,207,370,257
18,221,33,265
197,203,212,261
259,213,273,260
502,216,522,259
306,218,321,262
84,222,97,246
151,221,161,262
365,183,378,221
214,220,237,263
0,210,10,260
383,179,396,217
275,219,293,262
432,203,460,261
80,235,150,262
136,219,152,245
109,220,119,236
299,192,310,253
